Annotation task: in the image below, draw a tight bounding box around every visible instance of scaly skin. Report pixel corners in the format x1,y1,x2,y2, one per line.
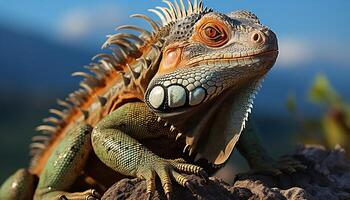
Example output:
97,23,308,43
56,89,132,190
33,124,99,200
91,102,207,197
0,1,304,199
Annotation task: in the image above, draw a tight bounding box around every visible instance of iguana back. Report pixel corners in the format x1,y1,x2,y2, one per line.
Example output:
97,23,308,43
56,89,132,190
30,14,163,175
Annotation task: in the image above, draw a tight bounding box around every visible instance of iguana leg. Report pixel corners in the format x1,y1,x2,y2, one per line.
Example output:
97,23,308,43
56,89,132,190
91,102,207,198
0,169,36,200
34,124,101,200
237,121,306,176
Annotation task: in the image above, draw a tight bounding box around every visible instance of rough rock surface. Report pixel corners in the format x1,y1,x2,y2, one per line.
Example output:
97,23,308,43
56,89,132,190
102,145,350,200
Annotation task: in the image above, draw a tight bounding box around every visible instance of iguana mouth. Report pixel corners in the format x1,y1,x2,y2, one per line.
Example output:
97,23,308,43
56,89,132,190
186,49,279,68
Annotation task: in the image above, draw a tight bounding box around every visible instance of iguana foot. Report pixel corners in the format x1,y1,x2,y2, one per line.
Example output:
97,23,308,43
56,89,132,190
138,158,208,200
58,189,101,200
235,156,306,181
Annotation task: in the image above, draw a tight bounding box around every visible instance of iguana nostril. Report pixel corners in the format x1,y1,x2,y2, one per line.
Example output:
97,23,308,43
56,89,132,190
251,31,264,44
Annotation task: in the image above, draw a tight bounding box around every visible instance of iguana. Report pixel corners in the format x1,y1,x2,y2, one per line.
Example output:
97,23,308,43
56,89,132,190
0,0,303,199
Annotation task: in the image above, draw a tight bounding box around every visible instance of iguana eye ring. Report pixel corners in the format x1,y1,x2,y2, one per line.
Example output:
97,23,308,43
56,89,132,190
195,21,229,47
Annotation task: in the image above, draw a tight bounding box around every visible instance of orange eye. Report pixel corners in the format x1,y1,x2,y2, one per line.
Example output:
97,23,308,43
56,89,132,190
195,21,229,47
204,26,220,39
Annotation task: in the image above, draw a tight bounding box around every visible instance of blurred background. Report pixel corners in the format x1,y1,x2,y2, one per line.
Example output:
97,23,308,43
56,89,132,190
0,0,349,183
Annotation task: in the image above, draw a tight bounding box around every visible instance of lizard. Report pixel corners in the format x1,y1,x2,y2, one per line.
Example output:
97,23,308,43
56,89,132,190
0,0,304,199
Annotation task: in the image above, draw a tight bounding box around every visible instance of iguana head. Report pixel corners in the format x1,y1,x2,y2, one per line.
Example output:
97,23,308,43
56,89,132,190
144,1,278,165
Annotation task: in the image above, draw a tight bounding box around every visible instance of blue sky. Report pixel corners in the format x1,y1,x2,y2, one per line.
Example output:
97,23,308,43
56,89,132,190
0,0,349,67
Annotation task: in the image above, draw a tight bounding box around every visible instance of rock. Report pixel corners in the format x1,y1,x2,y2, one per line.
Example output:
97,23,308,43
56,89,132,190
102,145,350,200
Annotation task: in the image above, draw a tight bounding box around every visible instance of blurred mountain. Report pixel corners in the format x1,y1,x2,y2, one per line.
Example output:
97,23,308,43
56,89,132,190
0,24,96,181
0,24,94,93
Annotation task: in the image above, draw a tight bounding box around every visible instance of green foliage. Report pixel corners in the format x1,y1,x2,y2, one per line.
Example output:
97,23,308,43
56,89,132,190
288,74,350,156
308,74,341,106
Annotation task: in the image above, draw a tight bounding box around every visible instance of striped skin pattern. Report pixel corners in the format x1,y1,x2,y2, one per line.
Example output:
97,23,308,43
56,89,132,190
0,1,305,199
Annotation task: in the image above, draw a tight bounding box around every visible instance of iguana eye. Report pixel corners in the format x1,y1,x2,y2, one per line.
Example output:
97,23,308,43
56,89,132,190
195,21,229,47
204,26,221,40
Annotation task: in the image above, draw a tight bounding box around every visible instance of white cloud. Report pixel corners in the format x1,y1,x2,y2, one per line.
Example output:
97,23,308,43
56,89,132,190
277,37,350,68
276,38,313,67
57,5,126,42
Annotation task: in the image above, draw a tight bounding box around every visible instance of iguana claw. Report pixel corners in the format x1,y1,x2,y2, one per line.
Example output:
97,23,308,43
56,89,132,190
139,158,206,199
58,189,101,200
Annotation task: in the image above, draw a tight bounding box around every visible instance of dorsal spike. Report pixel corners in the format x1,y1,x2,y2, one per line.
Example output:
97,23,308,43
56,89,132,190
49,109,66,119
174,0,183,18
83,78,103,88
92,54,121,71
156,7,173,23
198,0,203,12
108,38,141,52
179,0,187,17
78,88,89,97
68,89,88,105
72,72,101,87
126,63,141,79
130,14,159,31
72,71,93,79
30,143,47,150
43,117,62,125
136,57,148,70
111,49,127,65
72,72,100,85
162,1,177,20
98,96,107,106
32,135,50,142
106,33,144,47
116,25,152,38
187,0,193,15
36,125,57,133
112,48,128,64
80,82,93,93
99,60,114,72
148,9,167,25
193,0,198,12
110,38,141,56
56,99,72,109
66,95,81,107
